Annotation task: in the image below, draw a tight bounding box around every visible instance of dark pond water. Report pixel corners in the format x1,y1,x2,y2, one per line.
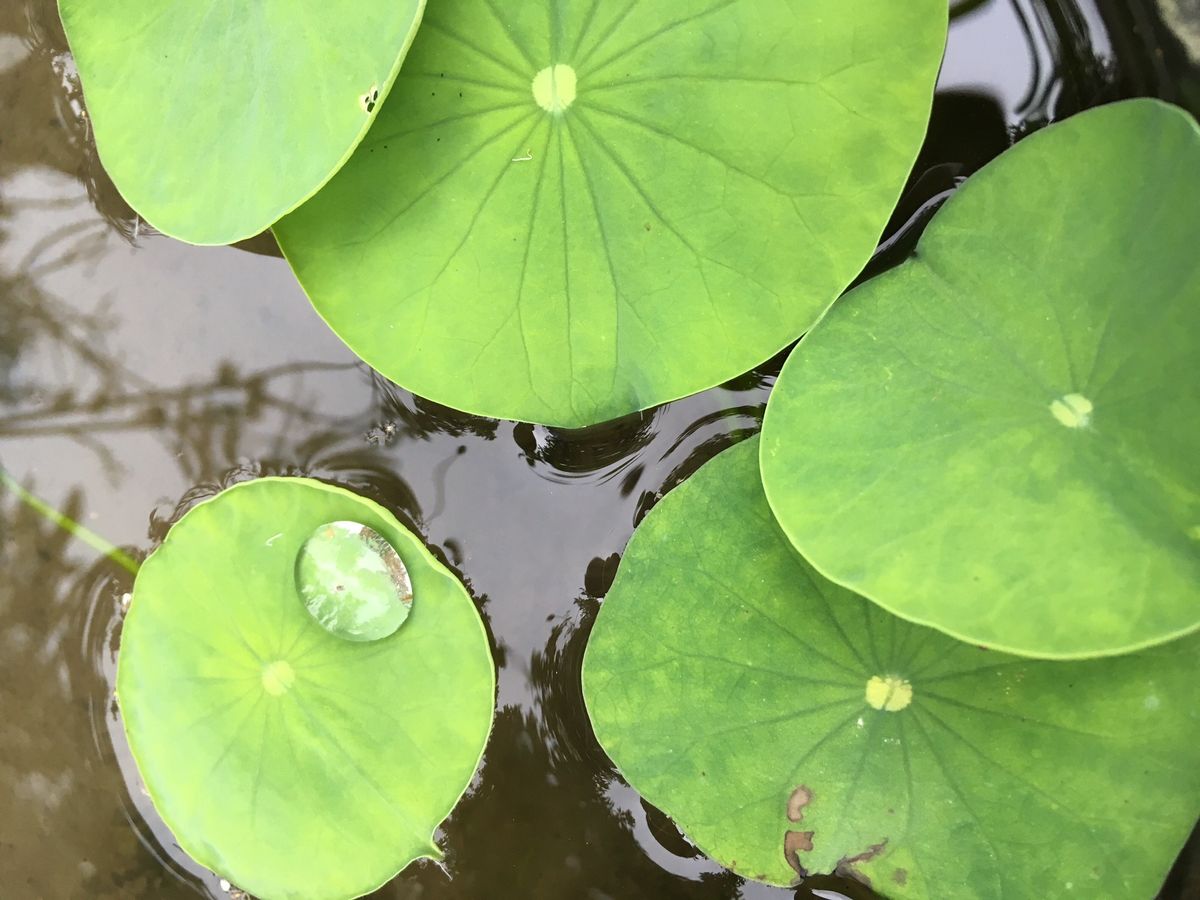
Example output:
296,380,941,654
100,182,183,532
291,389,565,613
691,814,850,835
2,0,1198,897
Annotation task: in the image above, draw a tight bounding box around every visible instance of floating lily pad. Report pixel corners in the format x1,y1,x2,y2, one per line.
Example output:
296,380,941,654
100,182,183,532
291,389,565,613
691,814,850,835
58,0,425,244
118,478,494,898
275,0,947,426
760,99,1200,659
582,438,1200,896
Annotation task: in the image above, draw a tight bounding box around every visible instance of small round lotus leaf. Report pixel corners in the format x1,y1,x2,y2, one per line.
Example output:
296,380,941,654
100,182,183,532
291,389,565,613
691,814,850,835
761,99,1200,659
583,438,1200,896
118,478,494,899
58,0,425,244
295,521,414,641
274,0,947,426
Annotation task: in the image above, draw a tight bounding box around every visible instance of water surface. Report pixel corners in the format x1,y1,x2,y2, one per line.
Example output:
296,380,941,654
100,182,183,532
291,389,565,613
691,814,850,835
2,0,1197,896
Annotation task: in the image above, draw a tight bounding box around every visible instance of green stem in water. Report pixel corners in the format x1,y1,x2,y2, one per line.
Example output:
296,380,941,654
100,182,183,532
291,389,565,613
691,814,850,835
0,469,139,575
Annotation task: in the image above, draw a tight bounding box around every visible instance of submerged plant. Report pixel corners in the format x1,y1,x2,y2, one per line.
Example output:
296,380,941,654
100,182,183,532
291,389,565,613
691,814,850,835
760,99,1200,659
118,479,494,899
583,437,1200,897
0,467,137,574
274,0,948,426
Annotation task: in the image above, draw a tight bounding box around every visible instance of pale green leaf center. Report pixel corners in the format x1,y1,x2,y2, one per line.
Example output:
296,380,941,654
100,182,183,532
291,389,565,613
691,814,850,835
1049,392,1093,429
532,64,577,113
262,660,296,696
865,675,912,712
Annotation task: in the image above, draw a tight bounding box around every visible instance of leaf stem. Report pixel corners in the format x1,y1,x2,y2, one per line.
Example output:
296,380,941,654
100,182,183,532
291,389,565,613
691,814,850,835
0,468,139,575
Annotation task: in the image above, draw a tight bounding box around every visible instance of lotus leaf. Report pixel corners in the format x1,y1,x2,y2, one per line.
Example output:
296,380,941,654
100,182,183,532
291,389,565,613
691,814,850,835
58,0,425,244
583,438,1200,896
118,478,494,899
761,99,1200,659
275,0,947,426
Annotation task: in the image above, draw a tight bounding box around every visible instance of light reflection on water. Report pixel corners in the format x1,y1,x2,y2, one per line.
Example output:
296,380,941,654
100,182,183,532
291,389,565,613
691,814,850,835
1,0,1197,897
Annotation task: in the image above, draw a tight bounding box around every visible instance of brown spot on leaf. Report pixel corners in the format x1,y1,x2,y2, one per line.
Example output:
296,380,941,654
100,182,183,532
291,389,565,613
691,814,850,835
893,868,908,885
783,830,814,875
842,839,888,866
787,785,813,822
836,839,889,885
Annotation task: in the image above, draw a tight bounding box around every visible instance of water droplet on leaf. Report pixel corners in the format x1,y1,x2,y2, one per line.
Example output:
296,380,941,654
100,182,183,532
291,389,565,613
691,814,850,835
295,521,413,641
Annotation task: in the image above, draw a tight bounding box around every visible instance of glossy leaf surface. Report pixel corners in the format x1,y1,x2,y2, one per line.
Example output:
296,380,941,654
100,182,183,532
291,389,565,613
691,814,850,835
118,479,494,899
583,438,1200,896
275,0,946,426
761,99,1200,658
58,0,425,244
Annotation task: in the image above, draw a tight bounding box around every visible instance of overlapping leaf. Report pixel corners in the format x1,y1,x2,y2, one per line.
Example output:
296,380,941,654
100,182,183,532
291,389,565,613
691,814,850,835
584,438,1200,896
59,0,425,244
276,0,946,425
761,99,1200,658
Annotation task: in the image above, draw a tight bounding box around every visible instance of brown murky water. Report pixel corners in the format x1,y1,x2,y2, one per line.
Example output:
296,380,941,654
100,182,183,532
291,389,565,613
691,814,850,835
2,0,1198,897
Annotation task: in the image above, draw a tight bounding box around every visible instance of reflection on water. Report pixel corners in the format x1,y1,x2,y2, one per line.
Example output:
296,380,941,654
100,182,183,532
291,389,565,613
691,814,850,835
1,0,1197,897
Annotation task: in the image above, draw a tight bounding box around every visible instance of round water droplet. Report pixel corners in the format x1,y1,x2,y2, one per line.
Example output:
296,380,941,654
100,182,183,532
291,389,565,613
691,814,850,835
294,521,413,642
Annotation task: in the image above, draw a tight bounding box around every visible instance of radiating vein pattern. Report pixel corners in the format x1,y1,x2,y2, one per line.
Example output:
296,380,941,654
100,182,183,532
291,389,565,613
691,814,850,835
760,99,1200,659
583,437,1200,897
276,0,947,425
117,478,494,899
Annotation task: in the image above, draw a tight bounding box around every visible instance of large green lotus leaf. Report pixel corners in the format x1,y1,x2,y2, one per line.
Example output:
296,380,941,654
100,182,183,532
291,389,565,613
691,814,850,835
58,1,425,245
760,99,1200,659
117,479,494,899
274,0,947,427
582,438,1200,897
